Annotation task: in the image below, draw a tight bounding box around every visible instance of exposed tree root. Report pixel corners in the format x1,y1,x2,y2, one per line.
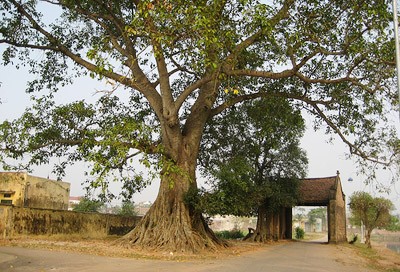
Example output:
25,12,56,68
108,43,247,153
243,232,272,243
115,196,228,253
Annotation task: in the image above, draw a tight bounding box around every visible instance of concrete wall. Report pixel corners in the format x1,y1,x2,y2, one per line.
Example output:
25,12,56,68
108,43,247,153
210,215,256,232
0,172,70,210
0,205,141,239
25,175,70,210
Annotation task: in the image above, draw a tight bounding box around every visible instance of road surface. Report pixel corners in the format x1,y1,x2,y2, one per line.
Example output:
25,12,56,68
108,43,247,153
0,240,373,272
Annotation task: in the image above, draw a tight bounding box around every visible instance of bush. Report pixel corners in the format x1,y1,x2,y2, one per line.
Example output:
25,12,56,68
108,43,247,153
72,197,104,213
295,227,305,239
215,229,245,240
117,201,137,217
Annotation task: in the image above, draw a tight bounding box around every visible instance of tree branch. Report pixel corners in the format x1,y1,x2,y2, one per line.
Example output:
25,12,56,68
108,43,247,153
226,68,296,79
210,91,330,117
6,0,164,119
309,103,389,166
223,0,295,70
175,76,214,111
0,40,57,51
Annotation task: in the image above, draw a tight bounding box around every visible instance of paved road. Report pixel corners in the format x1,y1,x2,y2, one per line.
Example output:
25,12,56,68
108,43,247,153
0,241,373,272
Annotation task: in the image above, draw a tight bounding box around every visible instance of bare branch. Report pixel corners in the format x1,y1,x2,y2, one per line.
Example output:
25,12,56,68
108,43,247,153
0,39,57,51
309,103,390,166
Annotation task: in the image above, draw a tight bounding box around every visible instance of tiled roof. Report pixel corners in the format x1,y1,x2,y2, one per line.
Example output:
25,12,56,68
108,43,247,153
299,176,337,205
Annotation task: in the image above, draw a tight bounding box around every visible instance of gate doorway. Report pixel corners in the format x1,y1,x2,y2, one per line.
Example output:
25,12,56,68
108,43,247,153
277,172,347,243
293,206,328,242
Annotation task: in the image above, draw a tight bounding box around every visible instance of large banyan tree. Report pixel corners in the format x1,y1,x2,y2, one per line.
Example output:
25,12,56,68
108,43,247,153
0,0,399,252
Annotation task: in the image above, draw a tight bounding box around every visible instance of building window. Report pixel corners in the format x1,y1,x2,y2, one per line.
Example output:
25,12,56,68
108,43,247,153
0,199,12,205
3,193,12,198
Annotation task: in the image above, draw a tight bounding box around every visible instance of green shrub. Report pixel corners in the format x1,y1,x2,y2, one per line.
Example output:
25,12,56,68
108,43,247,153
72,197,104,212
295,227,305,239
117,201,137,217
215,229,245,240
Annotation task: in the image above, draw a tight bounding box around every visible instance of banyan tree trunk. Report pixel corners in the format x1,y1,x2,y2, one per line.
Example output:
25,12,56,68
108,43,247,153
244,205,273,242
273,211,280,241
117,78,227,253
117,163,226,253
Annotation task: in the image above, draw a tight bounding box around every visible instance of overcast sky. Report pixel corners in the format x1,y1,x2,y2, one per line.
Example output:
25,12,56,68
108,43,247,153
1,58,399,212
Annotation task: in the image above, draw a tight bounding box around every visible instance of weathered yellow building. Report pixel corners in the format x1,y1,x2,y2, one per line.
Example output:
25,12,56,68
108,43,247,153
0,172,70,210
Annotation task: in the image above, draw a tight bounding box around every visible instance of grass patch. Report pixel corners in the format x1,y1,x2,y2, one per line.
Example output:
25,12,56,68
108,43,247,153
303,232,327,241
292,232,327,241
349,242,400,272
215,229,245,240
352,242,382,262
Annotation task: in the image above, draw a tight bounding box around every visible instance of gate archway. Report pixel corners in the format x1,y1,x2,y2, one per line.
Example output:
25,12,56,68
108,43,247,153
281,171,347,243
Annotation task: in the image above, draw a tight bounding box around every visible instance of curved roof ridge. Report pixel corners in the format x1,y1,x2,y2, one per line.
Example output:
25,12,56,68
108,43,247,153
301,176,337,181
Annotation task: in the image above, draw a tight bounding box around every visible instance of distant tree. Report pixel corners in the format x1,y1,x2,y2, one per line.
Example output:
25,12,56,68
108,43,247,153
72,197,104,213
117,201,137,217
197,97,308,242
293,207,306,227
386,215,400,232
307,207,327,232
307,211,317,231
349,191,394,248
294,207,306,219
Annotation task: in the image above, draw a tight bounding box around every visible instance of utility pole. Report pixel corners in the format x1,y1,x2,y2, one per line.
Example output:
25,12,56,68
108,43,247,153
393,0,400,117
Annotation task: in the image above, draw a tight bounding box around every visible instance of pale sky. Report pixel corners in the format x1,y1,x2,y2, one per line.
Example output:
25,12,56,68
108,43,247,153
0,58,399,212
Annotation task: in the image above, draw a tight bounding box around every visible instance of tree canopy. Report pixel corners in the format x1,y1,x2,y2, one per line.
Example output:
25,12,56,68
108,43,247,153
1,0,399,252
349,191,394,248
194,97,307,241
386,215,400,231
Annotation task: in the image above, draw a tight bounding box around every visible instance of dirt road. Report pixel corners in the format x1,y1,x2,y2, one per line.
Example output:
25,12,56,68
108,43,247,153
0,241,374,272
